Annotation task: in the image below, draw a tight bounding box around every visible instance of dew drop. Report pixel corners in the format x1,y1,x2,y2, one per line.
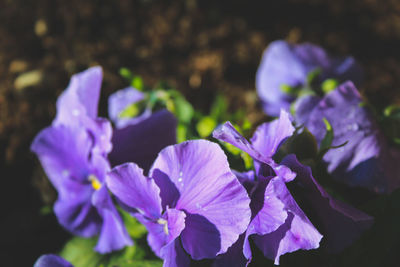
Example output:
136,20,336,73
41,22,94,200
62,170,70,177
72,109,80,116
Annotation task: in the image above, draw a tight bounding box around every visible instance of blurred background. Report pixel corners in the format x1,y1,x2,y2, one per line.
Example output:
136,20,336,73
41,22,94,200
1,0,400,265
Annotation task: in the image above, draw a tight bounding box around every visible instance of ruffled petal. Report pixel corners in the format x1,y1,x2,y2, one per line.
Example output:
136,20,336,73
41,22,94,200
54,66,102,124
92,186,133,253
251,110,295,158
150,140,251,257
30,125,93,187
107,162,162,219
109,109,177,172
251,177,322,264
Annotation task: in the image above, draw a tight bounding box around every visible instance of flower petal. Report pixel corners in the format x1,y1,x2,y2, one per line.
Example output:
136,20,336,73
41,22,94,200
92,186,133,253
107,162,162,219
160,240,191,267
281,154,374,252
251,110,295,158
54,66,102,124
150,140,251,256
109,109,177,172
31,125,93,188
34,254,73,267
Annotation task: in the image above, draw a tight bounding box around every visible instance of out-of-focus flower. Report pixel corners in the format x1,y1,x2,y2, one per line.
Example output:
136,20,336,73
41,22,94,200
31,67,133,253
107,140,251,267
256,40,362,116
107,86,177,172
294,81,400,193
34,254,73,267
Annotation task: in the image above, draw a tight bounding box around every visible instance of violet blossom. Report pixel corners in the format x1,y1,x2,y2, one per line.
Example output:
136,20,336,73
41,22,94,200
213,110,373,265
31,66,176,253
34,254,73,267
256,40,362,116
106,140,251,267
294,81,400,193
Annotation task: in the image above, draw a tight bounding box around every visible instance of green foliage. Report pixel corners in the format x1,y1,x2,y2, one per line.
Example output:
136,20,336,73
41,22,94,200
119,104,140,119
321,78,339,94
196,116,217,138
119,209,147,239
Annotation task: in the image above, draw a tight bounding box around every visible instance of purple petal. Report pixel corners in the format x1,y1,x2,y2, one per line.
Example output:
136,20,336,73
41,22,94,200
256,40,362,116
34,254,73,267
251,177,322,264
213,122,268,163
106,162,162,219
212,234,249,267
54,66,102,124
292,95,321,126
160,240,191,267
54,179,101,237
251,110,295,159
31,125,93,187
150,140,251,257
281,154,374,252
135,208,186,258
108,87,145,124
302,81,400,193
109,109,177,172
92,186,133,253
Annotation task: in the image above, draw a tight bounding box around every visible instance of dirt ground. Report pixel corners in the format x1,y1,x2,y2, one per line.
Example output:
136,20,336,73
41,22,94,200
2,0,400,265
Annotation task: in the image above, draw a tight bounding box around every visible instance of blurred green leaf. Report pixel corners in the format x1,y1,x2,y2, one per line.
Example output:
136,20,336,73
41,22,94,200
318,118,334,156
118,104,140,119
176,123,187,143
131,76,144,91
306,67,321,86
210,94,228,121
280,84,298,95
119,209,147,239
119,68,133,81
196,116,217,138
240,152,253,170
321,78,339,94
60,236,149,267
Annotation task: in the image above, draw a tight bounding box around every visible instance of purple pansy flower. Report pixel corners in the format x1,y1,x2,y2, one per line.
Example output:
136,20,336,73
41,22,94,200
31,67,132,253
34,254,73,267
294,81,400,193
108,86,151,129
256,40,362,116
107,86,177,171
106,140,251,267
213,110,373,265
213,110,322,264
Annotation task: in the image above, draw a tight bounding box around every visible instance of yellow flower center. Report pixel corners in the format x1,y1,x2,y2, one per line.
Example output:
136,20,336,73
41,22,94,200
88,174,102,190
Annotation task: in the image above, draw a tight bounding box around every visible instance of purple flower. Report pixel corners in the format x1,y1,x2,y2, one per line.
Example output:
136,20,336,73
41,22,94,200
108,86,151,129
34,254,73,267
213,110,322,264
213,110,373,264
106,140,251,267
256,40,362,116
107,87,177,172
31,67,133,253
294,81,400,193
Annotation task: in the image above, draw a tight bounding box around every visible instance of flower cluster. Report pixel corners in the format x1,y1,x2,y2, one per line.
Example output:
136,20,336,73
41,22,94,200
33,40,395,267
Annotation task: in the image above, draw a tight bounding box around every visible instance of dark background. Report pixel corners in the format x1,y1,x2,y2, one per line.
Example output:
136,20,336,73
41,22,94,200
1,0,400,266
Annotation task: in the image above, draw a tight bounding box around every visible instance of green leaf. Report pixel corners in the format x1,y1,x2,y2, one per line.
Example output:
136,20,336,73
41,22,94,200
172,95,194,124
222,142,241,156
240,152,253,170
118,104,140,119
120,68,133,81
210,94,228,121
280,84,298,95
196,116,217,138
131,76,144,91
176,123,187,143
60,237,149,267
321,78,339,94
119,209,147,239
306,67,321,85
318,118,334,157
